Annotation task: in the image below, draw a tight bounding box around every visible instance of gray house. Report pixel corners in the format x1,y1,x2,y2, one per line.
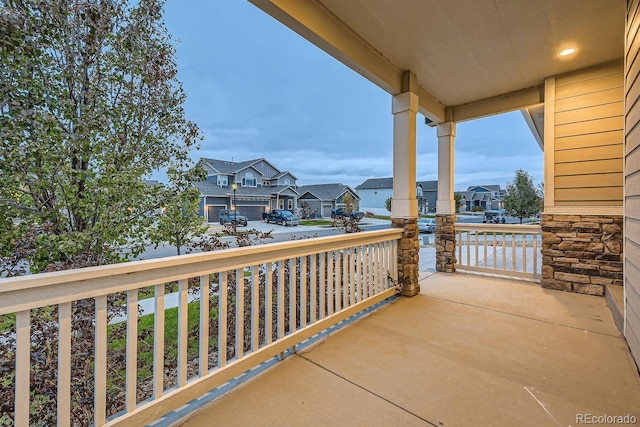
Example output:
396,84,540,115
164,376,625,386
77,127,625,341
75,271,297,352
356,178,437,215
197,158,299,222
296,183,360,218
460,185,505,212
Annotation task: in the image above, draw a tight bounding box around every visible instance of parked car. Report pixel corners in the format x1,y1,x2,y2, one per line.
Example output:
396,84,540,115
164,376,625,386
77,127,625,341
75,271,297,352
219,209,248,226
483,210,506,224
262,209,300,226
331,208,364,220
418,217,436,233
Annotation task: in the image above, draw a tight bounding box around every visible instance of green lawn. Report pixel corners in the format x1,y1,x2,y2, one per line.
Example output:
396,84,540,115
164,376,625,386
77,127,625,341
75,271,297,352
299,219,333,226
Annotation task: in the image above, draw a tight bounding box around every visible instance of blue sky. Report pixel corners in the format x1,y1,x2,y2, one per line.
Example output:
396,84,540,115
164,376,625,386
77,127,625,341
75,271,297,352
163,1,543,191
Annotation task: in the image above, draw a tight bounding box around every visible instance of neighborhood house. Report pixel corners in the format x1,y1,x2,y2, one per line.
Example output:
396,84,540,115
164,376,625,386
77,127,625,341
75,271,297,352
197,158,298,221
196,158,360,222
459,185,505,212
356,177,437,215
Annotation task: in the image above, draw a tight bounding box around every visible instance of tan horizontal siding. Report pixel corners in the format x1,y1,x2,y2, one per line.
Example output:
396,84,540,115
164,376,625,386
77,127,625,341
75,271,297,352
555,73,623,100
555,144,623,163
554,186,623,202
555,158,623,176
555,130,622,150
554,173,622,189
555,87,623,112
555,116,623,138
555,61,623,88
626,196,640,221
555,199,623,206
626,0,640,382
555,102,623,126
626,123,640,155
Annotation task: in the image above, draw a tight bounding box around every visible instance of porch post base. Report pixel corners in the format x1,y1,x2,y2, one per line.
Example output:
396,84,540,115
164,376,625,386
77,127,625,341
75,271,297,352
436,214,456,273
392,218,420,297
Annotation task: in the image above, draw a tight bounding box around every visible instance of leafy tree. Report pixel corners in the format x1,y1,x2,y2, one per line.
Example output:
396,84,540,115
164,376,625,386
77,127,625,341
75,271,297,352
149,166,207,256
341,192,357,215
0,0,203,273
503,170,542,224
385,197,392,212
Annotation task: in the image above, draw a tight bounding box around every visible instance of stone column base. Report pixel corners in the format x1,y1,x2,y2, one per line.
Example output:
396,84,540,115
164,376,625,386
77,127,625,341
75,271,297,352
541,213,623,296
391,218,420,297
436,214,456,272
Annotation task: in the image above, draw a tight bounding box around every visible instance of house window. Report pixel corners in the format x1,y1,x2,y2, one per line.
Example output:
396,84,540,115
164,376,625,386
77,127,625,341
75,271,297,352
279,199,284,209
284,178,291,185
288,199,292,210
217,175,228,186
242,172,256,187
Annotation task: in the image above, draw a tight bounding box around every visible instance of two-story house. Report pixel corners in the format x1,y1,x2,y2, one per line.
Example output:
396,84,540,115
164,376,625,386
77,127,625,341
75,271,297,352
197,158,299,222
459,185,505,212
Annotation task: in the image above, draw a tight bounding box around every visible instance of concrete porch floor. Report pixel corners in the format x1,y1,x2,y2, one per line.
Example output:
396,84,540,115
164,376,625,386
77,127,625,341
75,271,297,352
172,273,640,427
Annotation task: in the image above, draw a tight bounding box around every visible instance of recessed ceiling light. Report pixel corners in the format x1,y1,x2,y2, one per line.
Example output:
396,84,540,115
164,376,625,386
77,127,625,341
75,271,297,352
559,48,577,56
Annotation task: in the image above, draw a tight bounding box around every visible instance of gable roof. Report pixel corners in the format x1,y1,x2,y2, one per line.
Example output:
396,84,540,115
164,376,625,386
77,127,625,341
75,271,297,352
417,180,438,191
197,181,298,198
270,171,298,180
467,185,502,192
297,183,359,201
356,177,393,190
200,157,292,178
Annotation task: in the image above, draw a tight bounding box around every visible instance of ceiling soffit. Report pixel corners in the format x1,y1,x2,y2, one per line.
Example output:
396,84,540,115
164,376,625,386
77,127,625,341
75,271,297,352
249,0,624,123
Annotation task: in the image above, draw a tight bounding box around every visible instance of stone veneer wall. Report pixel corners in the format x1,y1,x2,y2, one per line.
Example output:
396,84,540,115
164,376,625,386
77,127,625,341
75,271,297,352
391,218,420,297
435,214,456,273
541,214,623,296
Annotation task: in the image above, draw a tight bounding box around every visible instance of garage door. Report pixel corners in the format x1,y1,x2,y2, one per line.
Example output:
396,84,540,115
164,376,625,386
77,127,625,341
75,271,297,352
236,205,265,221
206,205,225,223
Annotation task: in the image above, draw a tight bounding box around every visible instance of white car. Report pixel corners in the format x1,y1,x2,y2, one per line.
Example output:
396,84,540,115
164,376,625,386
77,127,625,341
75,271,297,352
418,218,436,233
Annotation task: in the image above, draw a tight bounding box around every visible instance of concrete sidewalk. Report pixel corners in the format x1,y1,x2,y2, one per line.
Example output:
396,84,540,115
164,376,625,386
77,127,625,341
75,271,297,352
171,273,640,427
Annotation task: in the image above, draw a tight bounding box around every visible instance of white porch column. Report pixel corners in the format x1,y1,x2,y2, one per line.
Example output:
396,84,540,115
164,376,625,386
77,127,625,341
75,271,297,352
391,91,419,218
436,122,456,214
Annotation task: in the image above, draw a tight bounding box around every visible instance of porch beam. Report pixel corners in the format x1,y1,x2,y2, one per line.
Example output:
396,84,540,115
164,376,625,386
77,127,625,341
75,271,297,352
450,85,544,122
248,0,446,123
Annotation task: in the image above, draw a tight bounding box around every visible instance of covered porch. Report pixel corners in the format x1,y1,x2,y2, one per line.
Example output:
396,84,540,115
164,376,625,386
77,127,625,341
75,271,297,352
170,272,640,426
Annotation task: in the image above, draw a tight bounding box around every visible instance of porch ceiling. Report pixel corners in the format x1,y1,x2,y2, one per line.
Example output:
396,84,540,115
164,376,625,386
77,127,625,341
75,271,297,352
249,0,624,124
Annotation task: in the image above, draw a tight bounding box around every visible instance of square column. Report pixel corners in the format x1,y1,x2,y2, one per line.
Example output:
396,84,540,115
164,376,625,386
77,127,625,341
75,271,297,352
436,122,457,273
436,122,456,214
391,91,418,219
391,91,419,296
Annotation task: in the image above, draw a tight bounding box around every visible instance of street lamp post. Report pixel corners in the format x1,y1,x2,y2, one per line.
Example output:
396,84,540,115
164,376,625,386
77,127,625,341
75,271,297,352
231,182,237,233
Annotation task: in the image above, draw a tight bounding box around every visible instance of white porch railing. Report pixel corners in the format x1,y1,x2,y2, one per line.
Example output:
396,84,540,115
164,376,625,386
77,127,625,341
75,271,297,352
455,224,542,281
0,229,402,427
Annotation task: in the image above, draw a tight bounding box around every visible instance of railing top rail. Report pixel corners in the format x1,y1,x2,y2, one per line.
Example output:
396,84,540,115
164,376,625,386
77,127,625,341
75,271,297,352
455,223,541,234
0,228,402,315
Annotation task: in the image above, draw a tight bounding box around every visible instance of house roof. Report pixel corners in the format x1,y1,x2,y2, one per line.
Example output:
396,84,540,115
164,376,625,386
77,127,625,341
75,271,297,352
297,183,359,201
356,178,438,191
467,185,502,192
200,158,297,180
355,178,393,190
417,180,438,191
201,158,259,175
197,181,298,198
270,171,298,180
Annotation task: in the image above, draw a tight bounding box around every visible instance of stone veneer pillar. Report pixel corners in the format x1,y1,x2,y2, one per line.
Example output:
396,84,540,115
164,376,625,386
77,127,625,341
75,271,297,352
436,214,456,273
541,213,623,296
392,218,420,297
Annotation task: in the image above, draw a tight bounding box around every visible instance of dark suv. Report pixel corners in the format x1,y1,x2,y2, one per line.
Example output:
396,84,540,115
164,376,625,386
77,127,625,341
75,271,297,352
483,210,506,224
219,209,248,226
331,208,364,220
